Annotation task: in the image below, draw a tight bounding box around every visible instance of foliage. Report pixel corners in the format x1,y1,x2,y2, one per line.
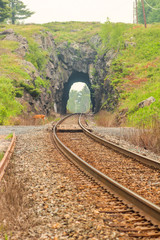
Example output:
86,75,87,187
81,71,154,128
25,41,48,71
67,85,91,113
0,0,11,22
44,21,101,44
100,20,131,51
18,81,41,98
0,24,52,124
0,151,4,161
5,133,13,139
0,39,19,50
35,76,50,89
108,24,160,126
137,0,160,24
0,76,22,124
0,53,31,81
8,0,34,24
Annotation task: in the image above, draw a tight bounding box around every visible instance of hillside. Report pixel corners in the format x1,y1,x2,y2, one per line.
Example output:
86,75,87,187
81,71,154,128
0,21,160,126
102,23,160,126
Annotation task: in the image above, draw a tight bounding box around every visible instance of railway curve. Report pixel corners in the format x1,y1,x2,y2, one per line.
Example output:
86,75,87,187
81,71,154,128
53,114,160,231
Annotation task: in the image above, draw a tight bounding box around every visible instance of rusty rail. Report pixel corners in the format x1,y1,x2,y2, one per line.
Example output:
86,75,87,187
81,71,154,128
0,133,16,182
53,115,160,227
79,114,160,170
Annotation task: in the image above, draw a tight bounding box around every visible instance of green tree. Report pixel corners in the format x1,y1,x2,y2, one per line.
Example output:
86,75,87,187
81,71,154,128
138,0,160,24
0,0,10,22
67,85,91,113
78,85,91,113
67,89,78,113
9,0,34,24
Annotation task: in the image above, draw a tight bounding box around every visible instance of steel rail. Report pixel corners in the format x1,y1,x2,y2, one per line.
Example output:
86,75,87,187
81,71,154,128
0,132,16,182
79,114,160,170
53,115,160,227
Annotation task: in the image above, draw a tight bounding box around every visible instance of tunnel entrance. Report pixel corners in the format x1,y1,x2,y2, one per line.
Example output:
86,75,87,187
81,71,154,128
61,71,95,114
67,82,91,113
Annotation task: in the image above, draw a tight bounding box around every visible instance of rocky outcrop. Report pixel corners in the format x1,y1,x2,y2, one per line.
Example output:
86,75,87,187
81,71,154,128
1,29,118,115
138,96,156,108
38,33,117,114
0,29,28,57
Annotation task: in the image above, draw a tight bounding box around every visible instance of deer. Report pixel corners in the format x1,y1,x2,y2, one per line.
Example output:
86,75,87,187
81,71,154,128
33,114,45,125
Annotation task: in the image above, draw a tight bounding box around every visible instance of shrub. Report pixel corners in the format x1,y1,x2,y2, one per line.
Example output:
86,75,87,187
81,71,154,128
25,41,48,71
0,77,22,125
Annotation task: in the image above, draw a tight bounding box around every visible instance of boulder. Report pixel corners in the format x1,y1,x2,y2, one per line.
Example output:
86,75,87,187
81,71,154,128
138,96,155,108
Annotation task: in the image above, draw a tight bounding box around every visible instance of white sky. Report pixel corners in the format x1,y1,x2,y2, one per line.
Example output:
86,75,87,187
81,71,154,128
70,83,85,91
22,0,134,24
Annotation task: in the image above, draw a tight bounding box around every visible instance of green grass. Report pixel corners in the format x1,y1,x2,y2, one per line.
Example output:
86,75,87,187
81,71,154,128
0,152,4,161
105,24,160,126
0,40,19,51
5,133,13,139
0,76,22,125
44,21,101,44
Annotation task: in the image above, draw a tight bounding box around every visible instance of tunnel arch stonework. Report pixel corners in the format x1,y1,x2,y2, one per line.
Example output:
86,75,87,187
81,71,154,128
37,34,118,115
61,71,94,114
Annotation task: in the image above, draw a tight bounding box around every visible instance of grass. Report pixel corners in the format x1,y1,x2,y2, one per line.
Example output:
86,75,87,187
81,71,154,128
0,152,4,161
94,110,118,127
0,40,19,51
105,24,160,127
5,133,13,140
0,24,51,124
44,21,101,44
123,116,160,154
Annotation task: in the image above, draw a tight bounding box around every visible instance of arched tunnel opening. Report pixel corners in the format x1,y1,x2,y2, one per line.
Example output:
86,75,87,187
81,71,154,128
67,82,91,113
61,71,95,114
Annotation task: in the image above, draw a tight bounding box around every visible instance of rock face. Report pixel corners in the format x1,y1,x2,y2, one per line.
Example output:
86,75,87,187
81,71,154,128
1,29,28,57
38,33,117,114
1,29,118,115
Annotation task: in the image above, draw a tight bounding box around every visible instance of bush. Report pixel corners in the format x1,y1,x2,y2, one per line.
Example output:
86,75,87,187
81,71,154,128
0,77,22,125
25,41,48,71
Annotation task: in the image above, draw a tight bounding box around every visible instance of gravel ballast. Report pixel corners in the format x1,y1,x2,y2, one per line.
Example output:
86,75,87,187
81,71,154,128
0,123,159,239
0,126,123,240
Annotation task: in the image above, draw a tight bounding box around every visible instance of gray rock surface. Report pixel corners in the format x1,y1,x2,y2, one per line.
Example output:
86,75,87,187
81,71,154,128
0,29,118,115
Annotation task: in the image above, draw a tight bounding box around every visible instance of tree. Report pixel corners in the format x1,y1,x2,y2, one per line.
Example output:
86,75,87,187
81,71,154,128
0,0,11,22
9,0,34,24
67,85,91,113
138,0,160,24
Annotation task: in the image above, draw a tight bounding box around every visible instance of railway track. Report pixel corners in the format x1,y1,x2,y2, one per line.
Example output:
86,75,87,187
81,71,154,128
52,114,160,238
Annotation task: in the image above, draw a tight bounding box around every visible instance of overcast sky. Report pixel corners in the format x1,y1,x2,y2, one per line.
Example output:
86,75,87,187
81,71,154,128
22,0,134,24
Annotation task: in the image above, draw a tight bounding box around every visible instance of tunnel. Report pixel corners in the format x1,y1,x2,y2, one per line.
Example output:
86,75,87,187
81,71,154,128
61,71,95,114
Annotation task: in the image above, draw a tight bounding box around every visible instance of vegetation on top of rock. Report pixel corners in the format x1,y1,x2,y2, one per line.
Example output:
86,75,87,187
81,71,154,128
0,24,51,124
44,21,101,44
0,20,160,128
